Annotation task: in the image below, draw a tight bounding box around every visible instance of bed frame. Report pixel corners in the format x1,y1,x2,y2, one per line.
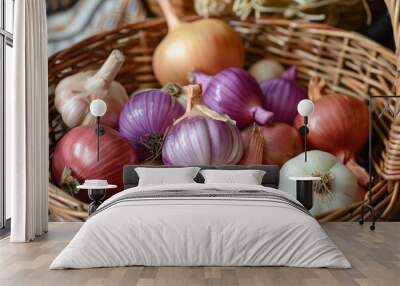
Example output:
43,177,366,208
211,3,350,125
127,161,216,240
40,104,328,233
123,165,280,189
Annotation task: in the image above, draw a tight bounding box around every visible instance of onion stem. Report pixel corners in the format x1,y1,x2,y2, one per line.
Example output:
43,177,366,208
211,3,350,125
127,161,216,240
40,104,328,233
157,0,180,29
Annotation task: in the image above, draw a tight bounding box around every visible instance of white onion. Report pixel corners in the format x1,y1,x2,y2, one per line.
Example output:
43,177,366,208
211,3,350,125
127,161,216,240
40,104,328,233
279,150,363,216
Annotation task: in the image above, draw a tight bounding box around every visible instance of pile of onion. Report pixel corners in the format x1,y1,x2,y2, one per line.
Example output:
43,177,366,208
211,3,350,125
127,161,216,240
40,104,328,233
52,126,138,202
55,50,128,129
153,0,244,85
293,77,369,186
242,123,303,166
162,84,243,165
119,89,184,161
192,67,273,128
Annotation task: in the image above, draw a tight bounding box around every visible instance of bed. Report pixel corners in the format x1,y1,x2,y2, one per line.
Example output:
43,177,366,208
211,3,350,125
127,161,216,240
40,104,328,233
50,165,350,269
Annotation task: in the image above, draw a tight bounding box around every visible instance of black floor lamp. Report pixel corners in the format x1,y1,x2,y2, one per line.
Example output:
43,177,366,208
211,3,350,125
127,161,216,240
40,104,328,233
89,99,107,161
297,99,314,162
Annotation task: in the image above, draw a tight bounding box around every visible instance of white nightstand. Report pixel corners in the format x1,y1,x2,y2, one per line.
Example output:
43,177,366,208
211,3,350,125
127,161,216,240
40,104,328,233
289,176,322,210
77,180,117,215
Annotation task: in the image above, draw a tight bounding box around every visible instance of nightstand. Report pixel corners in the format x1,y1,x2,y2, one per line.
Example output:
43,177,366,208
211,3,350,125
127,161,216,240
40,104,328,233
77,180,117,215
289,177,322,210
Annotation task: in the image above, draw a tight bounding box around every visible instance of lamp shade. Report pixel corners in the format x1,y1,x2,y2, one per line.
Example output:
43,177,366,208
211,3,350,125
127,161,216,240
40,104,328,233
297,99,314,117
90,99,107,117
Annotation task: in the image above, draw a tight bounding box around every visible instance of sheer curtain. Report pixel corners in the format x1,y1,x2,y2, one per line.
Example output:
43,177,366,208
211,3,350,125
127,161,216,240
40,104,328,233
7,0,48,242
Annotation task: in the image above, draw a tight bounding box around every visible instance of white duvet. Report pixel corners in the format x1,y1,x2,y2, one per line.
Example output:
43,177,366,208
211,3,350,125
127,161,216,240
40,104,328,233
50,183,350,269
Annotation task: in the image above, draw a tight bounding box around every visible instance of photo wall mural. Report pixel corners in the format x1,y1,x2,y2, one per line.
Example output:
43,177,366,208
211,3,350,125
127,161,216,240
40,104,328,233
47,0,384,222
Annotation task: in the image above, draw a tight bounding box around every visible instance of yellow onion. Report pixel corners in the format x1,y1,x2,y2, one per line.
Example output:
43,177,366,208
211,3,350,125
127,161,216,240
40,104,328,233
153,0,244,85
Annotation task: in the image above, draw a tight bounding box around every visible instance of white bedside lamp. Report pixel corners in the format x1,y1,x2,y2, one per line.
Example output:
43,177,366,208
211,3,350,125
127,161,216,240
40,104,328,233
90,99,107,161
297,99,314,162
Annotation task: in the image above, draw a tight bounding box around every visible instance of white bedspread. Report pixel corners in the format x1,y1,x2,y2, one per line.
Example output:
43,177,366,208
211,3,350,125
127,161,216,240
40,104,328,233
50,183,350,269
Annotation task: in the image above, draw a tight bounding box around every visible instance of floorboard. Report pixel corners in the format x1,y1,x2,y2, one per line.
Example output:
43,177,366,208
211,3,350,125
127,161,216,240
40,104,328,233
0,222,399,286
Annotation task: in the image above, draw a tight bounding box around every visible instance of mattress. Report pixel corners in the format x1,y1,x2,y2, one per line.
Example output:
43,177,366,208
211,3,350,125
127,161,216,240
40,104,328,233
50,183,351,269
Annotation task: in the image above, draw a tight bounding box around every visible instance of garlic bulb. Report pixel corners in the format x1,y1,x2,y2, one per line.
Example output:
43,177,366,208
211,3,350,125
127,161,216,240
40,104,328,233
55,50,128,129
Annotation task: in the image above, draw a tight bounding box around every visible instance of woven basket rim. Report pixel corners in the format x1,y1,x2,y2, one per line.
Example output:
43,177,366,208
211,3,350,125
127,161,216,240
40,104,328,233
48,16,397,71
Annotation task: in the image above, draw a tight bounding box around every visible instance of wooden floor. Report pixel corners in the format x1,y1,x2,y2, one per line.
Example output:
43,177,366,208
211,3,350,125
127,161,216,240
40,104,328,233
0,222,399,286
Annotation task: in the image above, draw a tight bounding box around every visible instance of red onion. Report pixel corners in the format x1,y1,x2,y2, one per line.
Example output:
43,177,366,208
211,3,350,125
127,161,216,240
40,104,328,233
242,123,303,166
293,78,369,163
119,89,184,161
191,68,273,128
52,126,138,202
162,84,243,165
260,66,307,125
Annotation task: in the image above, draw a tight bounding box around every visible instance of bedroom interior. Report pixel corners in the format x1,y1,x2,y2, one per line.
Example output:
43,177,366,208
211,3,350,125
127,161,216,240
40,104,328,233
1,0,400,285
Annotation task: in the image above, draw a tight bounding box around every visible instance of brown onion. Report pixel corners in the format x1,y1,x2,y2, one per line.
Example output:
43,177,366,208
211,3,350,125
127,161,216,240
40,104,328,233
153,0,244,85
239,126,264,165
293,78,369,186
242,123,303,166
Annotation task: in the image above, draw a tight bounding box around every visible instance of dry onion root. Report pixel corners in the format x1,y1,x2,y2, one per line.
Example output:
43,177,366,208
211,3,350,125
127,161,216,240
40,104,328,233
311,171,336,203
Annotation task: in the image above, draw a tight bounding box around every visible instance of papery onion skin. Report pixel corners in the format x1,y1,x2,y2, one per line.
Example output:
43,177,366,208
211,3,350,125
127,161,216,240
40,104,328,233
192,68,273,128
153,0,244,85
52,126,138,202
242,123,303,166
279,150,363,216
293,94,369,163
162,116,244,165
260,66,307,125
119,89,185,161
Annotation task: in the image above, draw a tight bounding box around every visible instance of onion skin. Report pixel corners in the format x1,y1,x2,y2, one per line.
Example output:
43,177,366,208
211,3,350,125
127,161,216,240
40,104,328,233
192,68,273,128
293,94,369,164
260,66,307,125
239,126,264,165
153,0,244,85
119,89,184,161
52,126,138,202
163,116,244,165
242,123,303,166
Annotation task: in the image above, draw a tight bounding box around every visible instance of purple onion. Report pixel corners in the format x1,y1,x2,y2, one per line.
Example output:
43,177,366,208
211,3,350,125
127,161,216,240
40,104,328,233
191,68,273,129
260,66,306,125
162,116,244,165
119,89,184,161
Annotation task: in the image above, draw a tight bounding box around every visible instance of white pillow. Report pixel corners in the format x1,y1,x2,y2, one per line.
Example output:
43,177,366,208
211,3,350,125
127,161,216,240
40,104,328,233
135,167,200,186
200,169,266,185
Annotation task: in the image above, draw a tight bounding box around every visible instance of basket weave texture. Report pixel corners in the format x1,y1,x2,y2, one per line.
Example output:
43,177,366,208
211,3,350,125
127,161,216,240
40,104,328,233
48,1,400,221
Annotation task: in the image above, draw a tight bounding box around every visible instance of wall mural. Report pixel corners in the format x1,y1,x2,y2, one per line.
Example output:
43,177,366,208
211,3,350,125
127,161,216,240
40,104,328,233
47,0,384,222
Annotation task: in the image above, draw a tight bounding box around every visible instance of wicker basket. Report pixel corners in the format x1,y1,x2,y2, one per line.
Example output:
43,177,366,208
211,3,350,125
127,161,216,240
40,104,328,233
48,1,400,221
145,0,371,31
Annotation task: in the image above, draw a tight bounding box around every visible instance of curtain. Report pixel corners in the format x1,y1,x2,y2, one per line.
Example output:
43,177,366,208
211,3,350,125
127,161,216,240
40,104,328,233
7,0,48,242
